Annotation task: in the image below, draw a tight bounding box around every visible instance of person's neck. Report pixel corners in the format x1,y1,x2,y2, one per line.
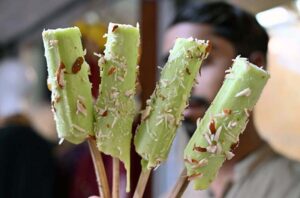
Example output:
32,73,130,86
210,118,263,198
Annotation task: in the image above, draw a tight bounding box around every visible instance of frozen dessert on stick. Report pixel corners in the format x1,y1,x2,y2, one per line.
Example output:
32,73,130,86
94,23,140,192
134,37,210,170
43,26,111,198
42,27,94,144
184,56,270,190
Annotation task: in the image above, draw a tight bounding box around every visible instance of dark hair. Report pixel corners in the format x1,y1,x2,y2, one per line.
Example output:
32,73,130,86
171,1,269,58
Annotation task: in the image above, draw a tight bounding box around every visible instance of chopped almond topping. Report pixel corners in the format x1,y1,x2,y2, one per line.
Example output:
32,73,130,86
101,110,108,117
76,99,87,116
227,121,237,129
72,124,86,133
112,25,119,32
108,66,117,76
206,145,217,153
191,158,209,169
230,141,239,151
98,56,106,66
223,109,232,115
225,151,235,160
49,39,58,47
184,158,199,165
209,119,216,134
125,89,134,97
193,145,207,152
244,108,251,117
141,106,152,121
235,88,251,97
56,62,66,89
58,138,64,145
213,126,222,142
205,41,212,54
72,57,84,74
225,68,232,74
204,133,212,145
117,76,124,81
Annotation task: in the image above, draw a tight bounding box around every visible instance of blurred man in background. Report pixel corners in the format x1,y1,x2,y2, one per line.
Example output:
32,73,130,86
159,2,300,198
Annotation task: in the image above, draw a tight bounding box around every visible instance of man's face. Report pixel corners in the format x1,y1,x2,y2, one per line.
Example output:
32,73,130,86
163,23,236,136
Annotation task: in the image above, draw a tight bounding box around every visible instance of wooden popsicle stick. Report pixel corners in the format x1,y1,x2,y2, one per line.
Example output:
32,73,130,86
133,169,152,198
88,137,111,198
112,157,120,198
168,168,189,198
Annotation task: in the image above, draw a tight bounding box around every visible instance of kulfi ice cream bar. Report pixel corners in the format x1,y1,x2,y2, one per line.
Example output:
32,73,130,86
134,38,210,170
94,23,140,192
43,27,94,144
184,56,270,190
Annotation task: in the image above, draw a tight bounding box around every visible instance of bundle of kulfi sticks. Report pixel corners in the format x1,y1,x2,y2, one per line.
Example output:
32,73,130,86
42,22,269,198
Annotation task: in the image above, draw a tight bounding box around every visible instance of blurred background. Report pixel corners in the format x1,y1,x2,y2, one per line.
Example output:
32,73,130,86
1,0,300,197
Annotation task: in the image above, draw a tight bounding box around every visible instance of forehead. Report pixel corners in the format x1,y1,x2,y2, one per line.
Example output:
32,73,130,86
163,22,234,54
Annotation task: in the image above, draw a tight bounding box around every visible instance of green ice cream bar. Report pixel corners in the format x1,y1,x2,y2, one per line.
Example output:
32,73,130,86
43,27,94,144
94,23,140,192
134,38,210,170
184,56,270,190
